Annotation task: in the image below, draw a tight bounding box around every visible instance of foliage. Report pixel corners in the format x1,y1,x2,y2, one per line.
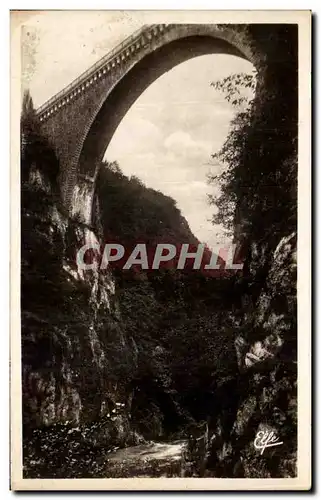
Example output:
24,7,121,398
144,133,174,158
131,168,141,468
21,89,38,134
21,89,60,189
95,161,197,246
210,71,257,108
207,60,297,253
204,25,298,478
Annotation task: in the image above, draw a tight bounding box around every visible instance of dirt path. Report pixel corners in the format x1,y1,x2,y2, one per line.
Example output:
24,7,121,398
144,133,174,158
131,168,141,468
105,440,188,477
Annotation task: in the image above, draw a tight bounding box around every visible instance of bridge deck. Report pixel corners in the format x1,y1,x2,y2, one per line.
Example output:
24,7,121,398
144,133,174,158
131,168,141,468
36,24,166,119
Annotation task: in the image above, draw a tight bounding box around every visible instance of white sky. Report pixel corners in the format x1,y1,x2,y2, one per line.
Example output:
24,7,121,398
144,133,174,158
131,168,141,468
21,11,255,249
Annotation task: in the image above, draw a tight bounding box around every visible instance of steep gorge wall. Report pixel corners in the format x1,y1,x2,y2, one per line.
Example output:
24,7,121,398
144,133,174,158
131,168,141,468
21,139,143,472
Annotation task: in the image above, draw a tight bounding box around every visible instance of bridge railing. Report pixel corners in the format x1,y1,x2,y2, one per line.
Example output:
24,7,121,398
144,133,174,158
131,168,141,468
36,24,162,116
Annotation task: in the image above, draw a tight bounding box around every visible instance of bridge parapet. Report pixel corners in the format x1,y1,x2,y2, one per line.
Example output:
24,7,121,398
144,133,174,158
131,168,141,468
36,24,170,122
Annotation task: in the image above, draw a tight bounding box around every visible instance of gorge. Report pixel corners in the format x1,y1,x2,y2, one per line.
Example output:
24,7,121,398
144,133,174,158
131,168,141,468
20,22,298,479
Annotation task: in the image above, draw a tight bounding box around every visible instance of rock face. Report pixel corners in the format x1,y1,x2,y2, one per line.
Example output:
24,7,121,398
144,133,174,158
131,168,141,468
21,162,142,477
207,232,297,478
235,233,296,371
22,180,135,427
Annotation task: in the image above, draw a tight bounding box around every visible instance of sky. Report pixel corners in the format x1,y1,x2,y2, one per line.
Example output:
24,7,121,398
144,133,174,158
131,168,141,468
20,11,255,249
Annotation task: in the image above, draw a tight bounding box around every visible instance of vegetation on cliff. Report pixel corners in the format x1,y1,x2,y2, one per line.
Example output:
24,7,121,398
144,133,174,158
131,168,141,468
203,24,297,477
95,160,240,438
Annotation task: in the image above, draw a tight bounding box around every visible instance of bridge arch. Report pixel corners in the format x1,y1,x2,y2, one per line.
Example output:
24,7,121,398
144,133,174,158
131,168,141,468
37,24,262,224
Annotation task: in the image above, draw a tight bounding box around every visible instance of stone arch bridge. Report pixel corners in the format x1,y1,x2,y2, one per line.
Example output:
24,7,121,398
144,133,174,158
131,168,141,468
36,23,266,225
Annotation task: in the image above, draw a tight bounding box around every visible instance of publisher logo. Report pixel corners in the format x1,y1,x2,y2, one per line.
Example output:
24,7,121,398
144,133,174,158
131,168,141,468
254,430,283,455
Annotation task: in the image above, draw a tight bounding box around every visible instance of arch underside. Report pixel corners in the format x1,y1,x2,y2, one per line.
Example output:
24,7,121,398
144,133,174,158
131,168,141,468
72,27,255,223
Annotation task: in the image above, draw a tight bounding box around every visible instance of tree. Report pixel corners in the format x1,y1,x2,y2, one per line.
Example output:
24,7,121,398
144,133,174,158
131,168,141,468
207,71,257,236
207,65,297,253
21,89,60,189
210,71,257,108
21,89,38,135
